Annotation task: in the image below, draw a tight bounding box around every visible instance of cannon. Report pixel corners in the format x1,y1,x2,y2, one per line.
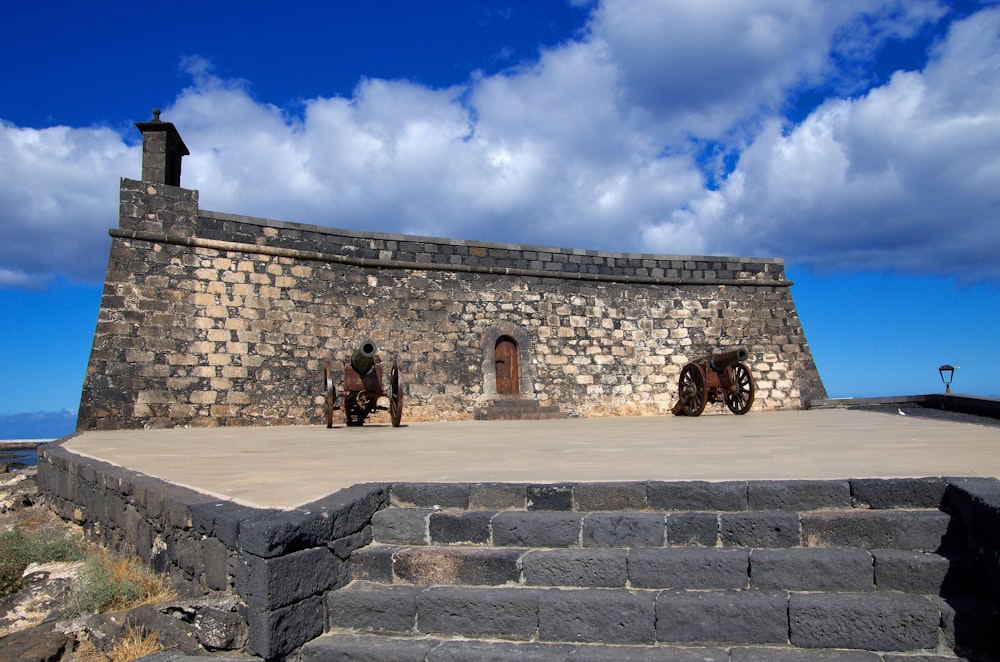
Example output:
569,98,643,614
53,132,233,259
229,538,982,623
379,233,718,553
672,347,755,416
323,340,403,427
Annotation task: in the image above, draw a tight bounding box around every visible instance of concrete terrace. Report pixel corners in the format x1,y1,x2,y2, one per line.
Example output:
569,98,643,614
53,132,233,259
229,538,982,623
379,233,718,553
62,408,1000,510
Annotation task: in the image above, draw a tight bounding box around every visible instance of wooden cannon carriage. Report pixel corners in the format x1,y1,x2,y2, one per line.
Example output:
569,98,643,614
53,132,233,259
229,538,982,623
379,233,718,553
672,347,755,416
323,340,403,427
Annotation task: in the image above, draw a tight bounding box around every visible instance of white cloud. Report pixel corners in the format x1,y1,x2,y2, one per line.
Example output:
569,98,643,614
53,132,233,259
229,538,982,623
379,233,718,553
641,6,1000,280
1,1,997,288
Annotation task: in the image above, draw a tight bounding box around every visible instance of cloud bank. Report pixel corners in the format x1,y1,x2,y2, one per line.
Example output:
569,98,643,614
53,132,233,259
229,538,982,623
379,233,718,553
2,0,998,288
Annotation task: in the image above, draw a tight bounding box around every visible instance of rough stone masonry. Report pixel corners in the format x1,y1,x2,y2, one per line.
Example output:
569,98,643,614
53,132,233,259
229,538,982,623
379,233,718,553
77,112,825,430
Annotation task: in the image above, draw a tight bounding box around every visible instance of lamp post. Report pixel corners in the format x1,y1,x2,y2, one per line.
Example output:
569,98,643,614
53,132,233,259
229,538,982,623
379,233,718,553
938,364,955,394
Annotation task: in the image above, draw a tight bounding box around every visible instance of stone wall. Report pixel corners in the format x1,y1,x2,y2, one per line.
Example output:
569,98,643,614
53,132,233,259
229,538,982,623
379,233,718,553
78,176,825,430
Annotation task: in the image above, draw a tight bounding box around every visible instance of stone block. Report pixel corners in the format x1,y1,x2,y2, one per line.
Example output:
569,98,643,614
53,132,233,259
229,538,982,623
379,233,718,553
391,482,471,508
523,548,628,587
190,500,257,548
648,480,747,512
573,482,648,511
247,595,325,659
429,509,493,544
434,640,575,661
329,524,372,561
371,507,430,545
326,582,419,632
582,512,665,547
301,633,435,662
202,536,229,591
350,545,396,583
538,588,656,644
801,510,950,552
492,511,583,547
666,512,719,546
748,480,851,511
629,548,749,590
569,645,731,661
788,592,939,651
655,589,788,644
238,546,343,611
873,549,954,595
470,482,526,510
750,548,874,591
393,547,522,586
417,586,541,638
937,595,1000,659
850,477,948,509
945,478,1000,549
720,511,800,548
730,647,881,661
528,484,574,510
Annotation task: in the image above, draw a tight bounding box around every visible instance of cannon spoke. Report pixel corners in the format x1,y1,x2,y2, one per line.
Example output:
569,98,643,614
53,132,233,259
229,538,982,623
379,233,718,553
324,361,337,428
725,362,756,415
389,362,403,427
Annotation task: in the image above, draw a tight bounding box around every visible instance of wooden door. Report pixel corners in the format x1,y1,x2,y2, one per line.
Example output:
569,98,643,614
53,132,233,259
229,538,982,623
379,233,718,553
495,337,519,394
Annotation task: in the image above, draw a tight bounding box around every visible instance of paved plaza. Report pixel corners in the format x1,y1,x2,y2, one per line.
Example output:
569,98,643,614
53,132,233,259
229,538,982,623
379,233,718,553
59,408,1000,510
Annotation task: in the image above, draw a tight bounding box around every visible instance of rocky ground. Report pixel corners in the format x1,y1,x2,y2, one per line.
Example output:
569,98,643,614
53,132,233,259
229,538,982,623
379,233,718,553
0,460,258,661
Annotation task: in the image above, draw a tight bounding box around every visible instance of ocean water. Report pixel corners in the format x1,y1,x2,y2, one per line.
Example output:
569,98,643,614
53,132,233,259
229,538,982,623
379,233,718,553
0,446,40,468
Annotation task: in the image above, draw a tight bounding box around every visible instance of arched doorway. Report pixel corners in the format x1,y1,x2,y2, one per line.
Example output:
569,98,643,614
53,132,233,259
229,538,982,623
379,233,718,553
494,336,519,395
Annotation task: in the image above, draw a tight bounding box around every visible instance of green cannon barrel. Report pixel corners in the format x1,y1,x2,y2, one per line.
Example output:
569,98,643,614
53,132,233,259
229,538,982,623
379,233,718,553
350,340,378,375
707,347,749,373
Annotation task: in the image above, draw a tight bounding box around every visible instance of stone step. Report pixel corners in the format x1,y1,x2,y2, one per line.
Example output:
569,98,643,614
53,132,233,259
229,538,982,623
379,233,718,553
474,398,568,420
371,506,956,553
351,544,977,596
299,632,966,661
321,582,956,655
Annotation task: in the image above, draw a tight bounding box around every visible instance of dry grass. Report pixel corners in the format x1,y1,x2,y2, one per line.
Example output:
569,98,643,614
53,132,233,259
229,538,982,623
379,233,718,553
70,549,178,614
71,624,162,662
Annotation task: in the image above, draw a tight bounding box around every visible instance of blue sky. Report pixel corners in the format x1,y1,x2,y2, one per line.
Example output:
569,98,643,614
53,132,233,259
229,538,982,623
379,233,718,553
2,0,999,438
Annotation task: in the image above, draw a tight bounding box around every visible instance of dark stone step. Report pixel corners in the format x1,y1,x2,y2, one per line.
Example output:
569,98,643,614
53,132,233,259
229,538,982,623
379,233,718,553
371,506,954,552
323,582,947,653
386,478,954,512
301,632,968,661
352,544,973,597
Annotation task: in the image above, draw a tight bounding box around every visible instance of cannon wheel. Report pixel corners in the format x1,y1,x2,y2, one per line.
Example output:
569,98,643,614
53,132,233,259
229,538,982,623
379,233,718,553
678,363,708,416
324,361,337,428
725,362,755,415
389,361,403,427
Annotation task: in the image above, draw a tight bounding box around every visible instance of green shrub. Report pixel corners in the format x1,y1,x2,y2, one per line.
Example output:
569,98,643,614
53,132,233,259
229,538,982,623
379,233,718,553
69,552,177,614
0,525,86,596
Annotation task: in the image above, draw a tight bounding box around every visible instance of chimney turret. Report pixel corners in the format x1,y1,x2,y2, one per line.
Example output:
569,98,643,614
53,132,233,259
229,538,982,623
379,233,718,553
135,108,189,187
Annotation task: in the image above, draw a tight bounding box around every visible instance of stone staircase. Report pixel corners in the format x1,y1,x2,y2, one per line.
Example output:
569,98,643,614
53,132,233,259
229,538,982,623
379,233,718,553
298,479,1000,661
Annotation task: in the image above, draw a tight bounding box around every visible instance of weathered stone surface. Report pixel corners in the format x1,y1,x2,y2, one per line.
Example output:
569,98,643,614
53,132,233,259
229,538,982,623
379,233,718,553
372,507,431,545
470,483,526,510
801,510,951,551
391,483,470,509
300,633,437,662
435,639,576,661
720,511,800,547
731,647,881,661
193,606,249,650
492,511,583,547
666,512,719,546
788,592,939,651
538,588,656,644
629,548,749,589
326,582,419,632
417,586,541,638
872,549,951,594
648,481,747,512
393,547,522,586
569,645,731,661
237,546,343,611
429,509,492,544
655,589,788,644
523,548,628,587
748,480,851,511
750,548,874,591
573,482,648,511
527,484,574,511
850,477,948,509
247,595,325,660
582,512,664,547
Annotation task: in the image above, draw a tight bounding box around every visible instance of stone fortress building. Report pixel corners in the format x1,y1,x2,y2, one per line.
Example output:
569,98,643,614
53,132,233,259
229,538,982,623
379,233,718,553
78,111,826,431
